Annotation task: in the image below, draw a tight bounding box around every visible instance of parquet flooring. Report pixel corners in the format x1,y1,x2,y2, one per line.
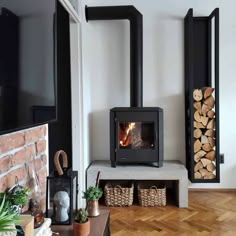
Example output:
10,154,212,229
105,191,236,236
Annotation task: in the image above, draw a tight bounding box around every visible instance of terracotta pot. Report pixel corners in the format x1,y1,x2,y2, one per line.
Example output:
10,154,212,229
87,199,100,217
73,219,90,236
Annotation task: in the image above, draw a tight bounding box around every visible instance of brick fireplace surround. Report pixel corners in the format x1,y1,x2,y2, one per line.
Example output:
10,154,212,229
0,125,48,211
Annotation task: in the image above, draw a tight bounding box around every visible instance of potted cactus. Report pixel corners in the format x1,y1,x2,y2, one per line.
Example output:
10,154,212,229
73,208,90,236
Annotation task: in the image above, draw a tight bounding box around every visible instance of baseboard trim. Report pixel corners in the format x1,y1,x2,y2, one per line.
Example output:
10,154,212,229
188,188,236,192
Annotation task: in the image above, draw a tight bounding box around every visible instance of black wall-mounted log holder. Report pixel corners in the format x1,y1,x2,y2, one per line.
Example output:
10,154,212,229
185,8,220,183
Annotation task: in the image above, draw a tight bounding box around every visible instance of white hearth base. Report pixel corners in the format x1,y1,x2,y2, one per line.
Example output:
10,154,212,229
87,160,188,208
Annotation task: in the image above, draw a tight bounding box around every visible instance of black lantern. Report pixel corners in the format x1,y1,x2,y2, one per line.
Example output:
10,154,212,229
46,170,78,225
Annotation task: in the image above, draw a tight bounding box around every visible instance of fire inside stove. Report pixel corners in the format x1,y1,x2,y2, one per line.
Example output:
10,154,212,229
119,122,155,149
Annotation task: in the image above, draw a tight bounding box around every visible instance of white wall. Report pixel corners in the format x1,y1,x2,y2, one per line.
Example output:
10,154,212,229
79,0,236,188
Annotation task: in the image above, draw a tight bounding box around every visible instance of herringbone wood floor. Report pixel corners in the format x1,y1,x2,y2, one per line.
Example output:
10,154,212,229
104,191,236,236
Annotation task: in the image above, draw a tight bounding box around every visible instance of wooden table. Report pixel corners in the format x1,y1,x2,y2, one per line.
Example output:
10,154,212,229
51,209,110,236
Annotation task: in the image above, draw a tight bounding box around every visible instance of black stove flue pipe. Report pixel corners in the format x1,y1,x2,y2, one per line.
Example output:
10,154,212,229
85,5,143,107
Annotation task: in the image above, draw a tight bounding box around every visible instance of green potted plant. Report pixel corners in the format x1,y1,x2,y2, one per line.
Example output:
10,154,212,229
83,186,103,217
0,185,30,215
0,195,18,236
73,208,90,236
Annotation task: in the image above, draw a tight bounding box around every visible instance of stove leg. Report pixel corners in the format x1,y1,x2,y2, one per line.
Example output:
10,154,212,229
153,162,158,167
111,161,116,168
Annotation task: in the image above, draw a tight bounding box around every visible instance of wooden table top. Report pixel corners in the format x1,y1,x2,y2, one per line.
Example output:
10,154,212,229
51,209,110,236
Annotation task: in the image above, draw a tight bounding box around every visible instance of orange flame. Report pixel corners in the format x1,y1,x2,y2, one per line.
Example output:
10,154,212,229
120,123,136,147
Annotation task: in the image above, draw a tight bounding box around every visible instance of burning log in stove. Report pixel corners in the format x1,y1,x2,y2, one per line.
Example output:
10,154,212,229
119,122,153,149
119,123,135,147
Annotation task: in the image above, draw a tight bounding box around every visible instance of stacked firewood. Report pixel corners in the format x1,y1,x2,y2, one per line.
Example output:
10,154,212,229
193,87,216,179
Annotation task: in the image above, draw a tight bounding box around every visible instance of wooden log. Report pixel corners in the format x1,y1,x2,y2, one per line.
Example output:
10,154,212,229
194,102,202,114
202,104,211,116
194,171,202,179
207,163,216,172
204,96,215,109
194,129,202,139
207,119,215,129
201,158,212,167
201,116,209,127
193,89,203,101
205,129,215,137
194,139,202,153
194,161,203,172
194,111,201,122
194,150,206,162
199,168,210,177
201,135,209,144
208,137,215,148
204,173,216,179
194,121,205,129
207,110,215,119
202,143,212,152
202,87,214,99
205,150,216,161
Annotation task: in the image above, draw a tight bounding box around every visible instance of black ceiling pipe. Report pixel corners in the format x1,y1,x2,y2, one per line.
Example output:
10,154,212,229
85,5,143,107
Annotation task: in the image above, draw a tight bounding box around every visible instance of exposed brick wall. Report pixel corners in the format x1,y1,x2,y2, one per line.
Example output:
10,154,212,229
0,125,48,212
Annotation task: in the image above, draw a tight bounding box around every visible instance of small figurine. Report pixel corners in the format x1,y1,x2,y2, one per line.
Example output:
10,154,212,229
53,191,70,222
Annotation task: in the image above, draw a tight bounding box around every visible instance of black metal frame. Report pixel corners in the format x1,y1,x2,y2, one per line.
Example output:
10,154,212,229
110,107,163,168
184,8,220,183
46,170,78,225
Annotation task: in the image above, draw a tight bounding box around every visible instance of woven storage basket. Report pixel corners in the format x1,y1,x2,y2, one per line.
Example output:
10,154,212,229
104,182,134,207
138,183,166,207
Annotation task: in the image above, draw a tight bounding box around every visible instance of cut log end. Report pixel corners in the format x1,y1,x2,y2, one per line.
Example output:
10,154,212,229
194,121,205,129
194,129,202,139
194,111,201,123
194,102,202,114
193,89,203,101
201,158,212,167
204,95,215,109
202,87,214,99
194,139,202,153
204,173,216,179
207,163,216,172
201,116,209,127
207,110,215,119
207,119,215,129
205,150,216,161
205,129,215,137
202,104,211,116
202,143,212,152
194,150,206,162
201,135,209,144
194,172,202,179
194,161,203,172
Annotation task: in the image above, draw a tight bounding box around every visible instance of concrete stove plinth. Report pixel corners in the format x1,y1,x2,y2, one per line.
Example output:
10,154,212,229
87,160,188,208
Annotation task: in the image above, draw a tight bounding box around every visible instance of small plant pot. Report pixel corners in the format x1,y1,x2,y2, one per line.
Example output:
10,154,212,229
73,219,90,236
87,199,100,217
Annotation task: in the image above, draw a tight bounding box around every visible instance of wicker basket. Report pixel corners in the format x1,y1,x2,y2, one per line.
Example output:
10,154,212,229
104,182,134,207
138,183,166,207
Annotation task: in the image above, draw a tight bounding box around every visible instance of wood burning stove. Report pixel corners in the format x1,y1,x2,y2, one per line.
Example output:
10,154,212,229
85,5,164,167
110,107,163,167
